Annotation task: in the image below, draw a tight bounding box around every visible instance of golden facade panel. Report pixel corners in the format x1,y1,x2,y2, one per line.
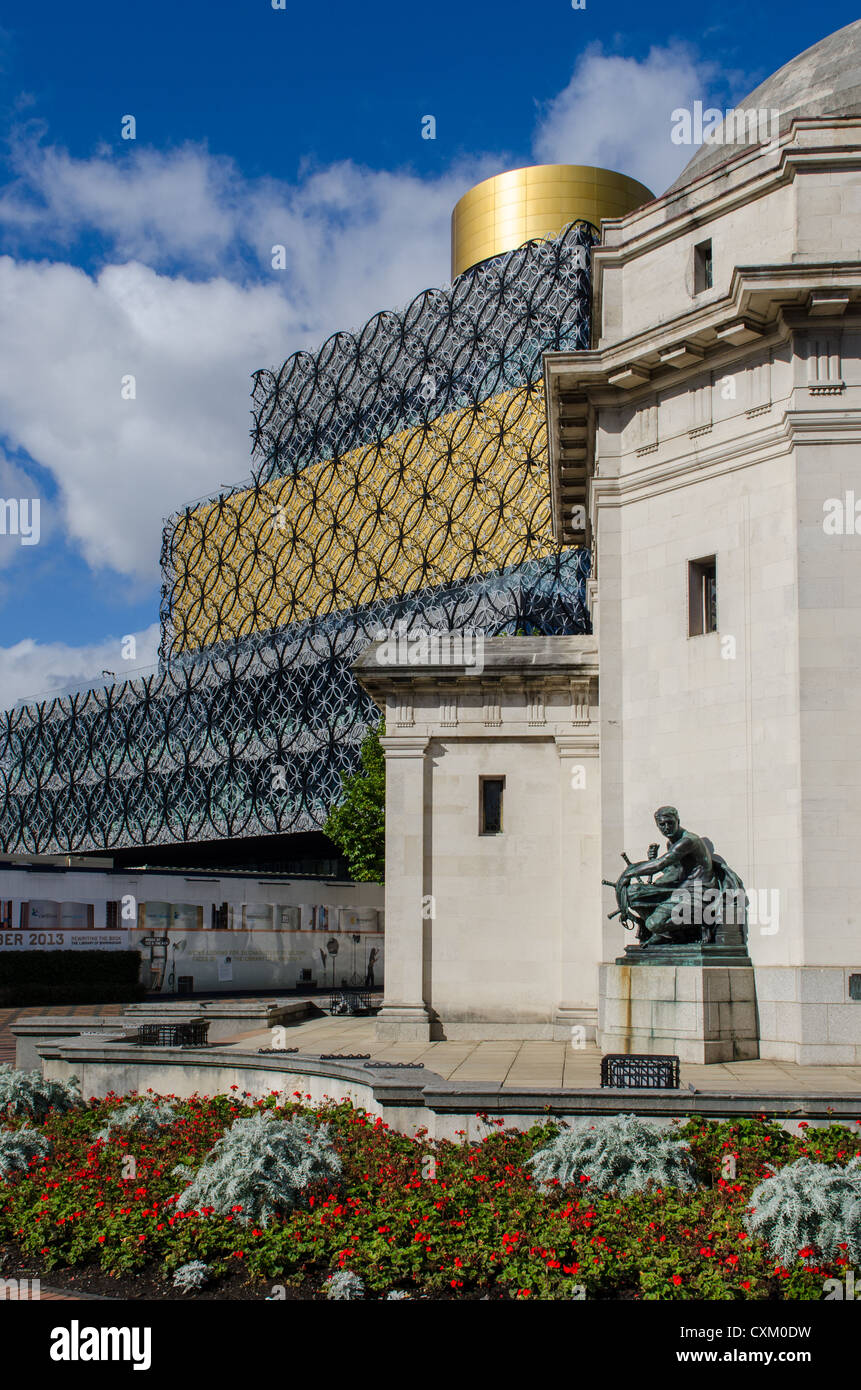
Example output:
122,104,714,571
169,384,556,653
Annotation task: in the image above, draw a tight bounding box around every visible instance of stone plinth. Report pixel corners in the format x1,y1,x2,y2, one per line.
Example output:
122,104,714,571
375,1005,432,1042
599,949,759,1063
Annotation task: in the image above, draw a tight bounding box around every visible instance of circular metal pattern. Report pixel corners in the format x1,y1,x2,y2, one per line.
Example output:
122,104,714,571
0,224,597,855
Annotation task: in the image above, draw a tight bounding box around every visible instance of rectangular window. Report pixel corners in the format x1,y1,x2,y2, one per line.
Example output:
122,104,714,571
694,239,713,293
106,900,119,930
688,556,718,635
479,776,505,835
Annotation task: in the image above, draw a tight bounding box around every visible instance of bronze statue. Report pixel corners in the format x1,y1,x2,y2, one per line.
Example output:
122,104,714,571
605,806,747,948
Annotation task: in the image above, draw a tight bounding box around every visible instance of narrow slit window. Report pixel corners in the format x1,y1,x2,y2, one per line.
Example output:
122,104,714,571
688,556,717,635
694,239,713,294
479,776,505,835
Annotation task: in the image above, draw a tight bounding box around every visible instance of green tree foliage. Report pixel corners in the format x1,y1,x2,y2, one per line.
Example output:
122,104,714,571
324,720,385,883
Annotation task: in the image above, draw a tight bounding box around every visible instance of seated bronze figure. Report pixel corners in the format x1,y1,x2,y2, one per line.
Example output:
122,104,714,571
605,806,747,948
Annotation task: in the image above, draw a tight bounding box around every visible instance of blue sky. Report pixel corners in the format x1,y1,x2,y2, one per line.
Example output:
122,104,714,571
0,0,857,706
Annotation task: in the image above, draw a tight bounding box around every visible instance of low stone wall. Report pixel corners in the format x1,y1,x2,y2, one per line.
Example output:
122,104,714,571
12,998,315,1069
35,1036,861,1141
122,998,315,1042
13,1018,130,1072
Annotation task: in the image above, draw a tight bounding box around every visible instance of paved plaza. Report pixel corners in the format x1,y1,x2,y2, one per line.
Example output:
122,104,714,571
222,1013,861,1096
4,1002,861,1103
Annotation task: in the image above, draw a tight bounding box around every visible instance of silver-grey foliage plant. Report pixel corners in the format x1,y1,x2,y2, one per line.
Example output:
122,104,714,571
0,1065,82,1122
173,1110,342,1227
744,1157,861,1265
172,1261,212,1292
0,1125,53,1178
97,1097,178,1142
325,1270,365,1300
527,1113,698,1197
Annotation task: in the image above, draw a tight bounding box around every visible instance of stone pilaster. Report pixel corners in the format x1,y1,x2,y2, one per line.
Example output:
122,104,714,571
555,730,601,1039
375,735,431,1040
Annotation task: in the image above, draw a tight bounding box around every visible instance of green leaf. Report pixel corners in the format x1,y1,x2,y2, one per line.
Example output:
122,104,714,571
324,720,386,883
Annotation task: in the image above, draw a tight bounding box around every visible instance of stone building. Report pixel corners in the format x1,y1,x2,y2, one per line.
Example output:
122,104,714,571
2,21,860,1053
368,21,861,1061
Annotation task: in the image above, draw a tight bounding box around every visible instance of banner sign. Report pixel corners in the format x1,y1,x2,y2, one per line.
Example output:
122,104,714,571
0,900,130,950
0,929,130,951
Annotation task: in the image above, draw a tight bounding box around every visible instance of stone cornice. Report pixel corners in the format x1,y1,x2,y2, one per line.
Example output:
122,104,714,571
378,736,429,757
544,265,861,543
355,635,598,690
356,638,600,731
548,265,861,393
360,667,600,698
593,123,861,274
590,418,793,509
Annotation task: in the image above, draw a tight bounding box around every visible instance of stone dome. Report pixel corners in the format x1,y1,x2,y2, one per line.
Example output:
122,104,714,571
668,19,861,192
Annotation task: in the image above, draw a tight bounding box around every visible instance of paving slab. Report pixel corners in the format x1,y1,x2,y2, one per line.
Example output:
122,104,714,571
213,1017,861,1095
12,1006,861,1109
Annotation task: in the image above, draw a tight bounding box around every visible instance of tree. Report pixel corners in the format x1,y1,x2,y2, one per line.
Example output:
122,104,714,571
324,721,385,883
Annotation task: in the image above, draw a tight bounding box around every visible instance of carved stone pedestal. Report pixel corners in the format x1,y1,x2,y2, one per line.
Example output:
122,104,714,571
599,946,759,1063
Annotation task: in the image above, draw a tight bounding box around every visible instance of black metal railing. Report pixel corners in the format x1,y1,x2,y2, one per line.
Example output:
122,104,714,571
600,1053,680,1089
327,988,376,1016
136,1021,210,1048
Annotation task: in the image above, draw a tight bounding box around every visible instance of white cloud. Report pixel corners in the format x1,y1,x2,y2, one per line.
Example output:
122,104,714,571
532,42,722,195
0,152,495,592
0,255,298,579
0,41,733,603
0,622,160,712
0,144,499,708
0,138,490,312
0,142,242,268
0,41,747,709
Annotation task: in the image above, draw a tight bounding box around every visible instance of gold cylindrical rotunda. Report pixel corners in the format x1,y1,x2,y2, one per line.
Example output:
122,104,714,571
451,163,653,279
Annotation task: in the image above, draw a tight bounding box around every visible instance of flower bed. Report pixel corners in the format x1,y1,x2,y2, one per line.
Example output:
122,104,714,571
1,1087,859,1300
